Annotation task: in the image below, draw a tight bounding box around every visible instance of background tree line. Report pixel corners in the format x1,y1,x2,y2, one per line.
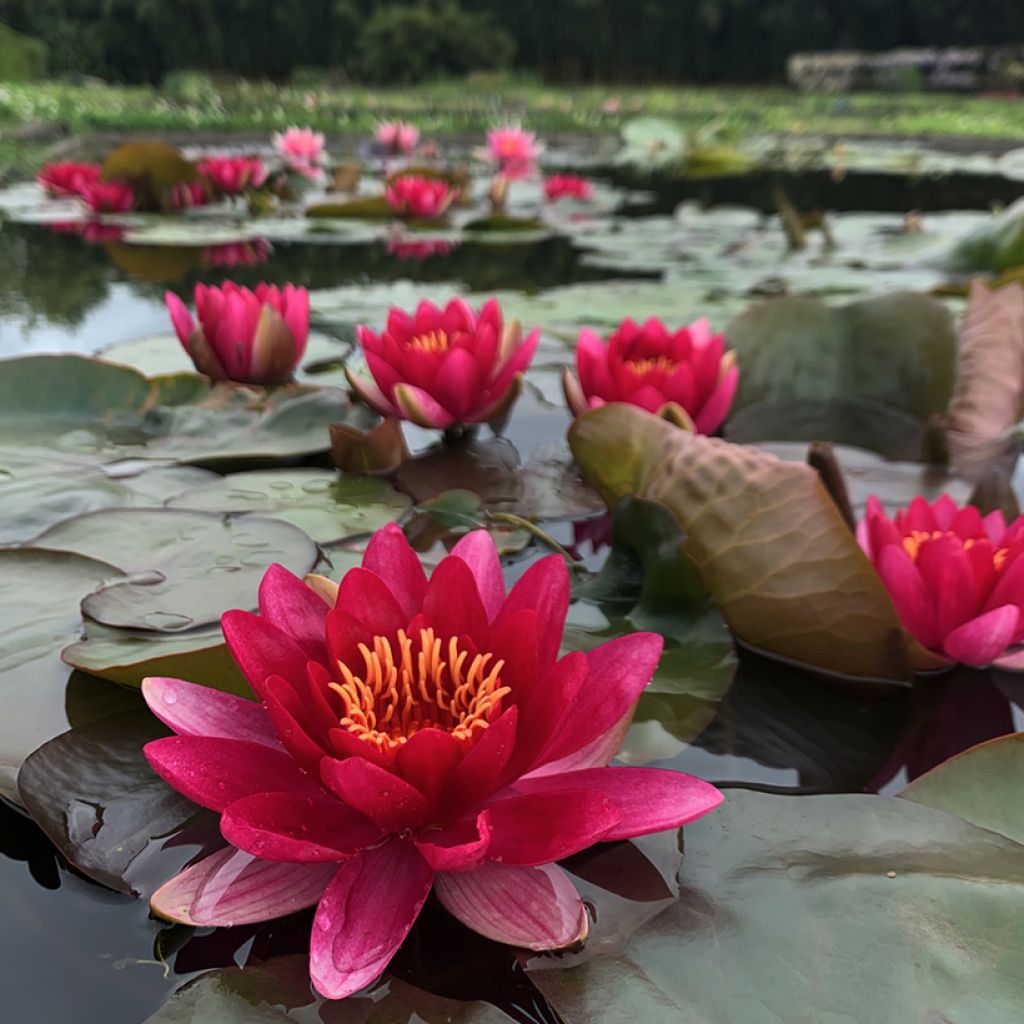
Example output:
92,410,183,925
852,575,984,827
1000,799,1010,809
2,0,1023,85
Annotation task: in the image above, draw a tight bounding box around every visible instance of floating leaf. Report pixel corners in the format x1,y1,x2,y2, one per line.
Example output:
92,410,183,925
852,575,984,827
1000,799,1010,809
0,548,124,802
533,790,1024,1023
18,711,203,896
569,403,941,681
33,508,319,633
946,197,1024,274
167,469,411,546
102,140,198,212
305,196,393,219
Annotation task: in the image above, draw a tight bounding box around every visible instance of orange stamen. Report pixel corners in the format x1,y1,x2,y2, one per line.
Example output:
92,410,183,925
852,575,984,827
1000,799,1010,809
408,329,449,353
328,627,509,755
902,528,1010,573
626,355,678,377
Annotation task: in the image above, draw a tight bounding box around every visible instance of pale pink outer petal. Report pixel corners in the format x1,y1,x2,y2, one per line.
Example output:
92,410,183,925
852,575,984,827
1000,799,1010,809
943,605,1020,666
310,840,434,1000
151,846,336,926
562,367,590,418
450,530,506,622
345,366,401,417
141,676,281,750
393,382,456,429
434,861,586,950
524,707,633,776
693,362,739,435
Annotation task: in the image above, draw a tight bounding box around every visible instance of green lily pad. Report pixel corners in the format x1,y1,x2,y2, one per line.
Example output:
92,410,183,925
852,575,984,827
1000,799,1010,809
32,508,319,632
945,198,1024,274
725,291,958,426
569,403,942,682
532,790,1024,1023
306,195,394,219
0,547,124,802
901,732,1024,845
166,469,411,546
17,710,202,896
0,355,365,468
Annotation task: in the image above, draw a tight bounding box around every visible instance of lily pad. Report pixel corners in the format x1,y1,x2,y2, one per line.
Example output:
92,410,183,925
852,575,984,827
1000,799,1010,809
167,469,411,546
0,547,124,802
532,790,1024,1023
569,403,941,682
0,355,365,468
33,508,319,633
306,195,394,219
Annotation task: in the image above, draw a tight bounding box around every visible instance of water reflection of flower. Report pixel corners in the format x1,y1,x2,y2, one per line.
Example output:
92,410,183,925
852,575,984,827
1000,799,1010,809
46,220,127,244
202,238,273,268
385,237,458,261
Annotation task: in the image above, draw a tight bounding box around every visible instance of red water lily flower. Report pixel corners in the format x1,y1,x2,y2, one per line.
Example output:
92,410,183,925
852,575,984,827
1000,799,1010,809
165,281,309,385
859,494,1024,666
142,525,722,999
202,238,273,268
198,156,268,196
37,161,102,198
375,121,420,156
169,179,209,210
80,180,135,214
544,175,593,202
385,176,457,220
563,316,739,434
346,298,538,429
484,124,543,180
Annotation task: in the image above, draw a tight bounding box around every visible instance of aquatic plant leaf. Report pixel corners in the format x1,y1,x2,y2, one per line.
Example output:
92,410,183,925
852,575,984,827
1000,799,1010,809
533,790,1024,1023
569,403,942,681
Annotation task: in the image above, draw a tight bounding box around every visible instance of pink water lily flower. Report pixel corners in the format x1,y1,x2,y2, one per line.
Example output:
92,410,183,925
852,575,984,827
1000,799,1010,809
80,180,135,214
202,239,273,268
142,525,722,999
385,175,457,220
347,297,538,429
375,121,420,155
544,174,593,202
485,124,543,180
165,281,309,385
37,161,102,198
198,156,268,196
859,495,1024,666
169,179,209,210
386,238,457,261
563,316,739,434
273,126,326,180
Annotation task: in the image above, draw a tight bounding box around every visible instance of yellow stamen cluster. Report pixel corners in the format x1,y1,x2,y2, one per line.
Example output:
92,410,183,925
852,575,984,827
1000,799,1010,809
328,627,509,755
626,355,678,377
408,329,449,353
901,528,1009,571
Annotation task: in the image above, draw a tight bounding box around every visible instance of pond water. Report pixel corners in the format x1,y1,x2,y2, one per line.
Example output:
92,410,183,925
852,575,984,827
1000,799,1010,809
2,155,1024,1022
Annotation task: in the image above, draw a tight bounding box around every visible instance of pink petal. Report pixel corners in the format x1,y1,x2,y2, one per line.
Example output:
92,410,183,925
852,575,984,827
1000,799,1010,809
526,708,633,776
450,530,506,622
221,610,311,702
145,736,324,811
262,675,330,772
321,756,430,831
442,706,519,814
346,367,401,418
434,862,586,950
877,546,940,649
151,847,335,926
220,791,383,863
483,790,620,865
563,368,590,418
393,383,456,429
361,523,428,619
335,567,409,638
534,633,664,768
432,348,481,421
421,555,490,646
310,841,434,1000
915,536,978,637
414,812,492,871
943,605,1020,666
693,363,738,435
395,728,462,808
258,564,330,663
165,291,195,348
491,554,570,671
141,676,280,749
510,766,723,840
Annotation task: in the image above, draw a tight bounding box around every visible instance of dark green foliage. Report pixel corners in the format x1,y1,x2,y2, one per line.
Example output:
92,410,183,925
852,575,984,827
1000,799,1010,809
0,23,48,80
3,1,1024,83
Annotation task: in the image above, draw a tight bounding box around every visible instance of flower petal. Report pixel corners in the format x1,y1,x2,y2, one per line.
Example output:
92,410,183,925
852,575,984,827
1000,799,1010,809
511,767,723,840
943,605,1019,666
414,811,492,872
393,383,456,429
434,861,586,950
165,291,195,347
220,792,383,863
491,554,570,671
360,523,428,620
421,554,490,645
141,676,280,749
321,756,430,831
145,736,323,811
221,610,311,702
443,705,519,814
450,530,506,622
310,841,434,1000
345,367,400,418
876,546,940,649
151,847,335,926
258,564,330,663
483,790,620,865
